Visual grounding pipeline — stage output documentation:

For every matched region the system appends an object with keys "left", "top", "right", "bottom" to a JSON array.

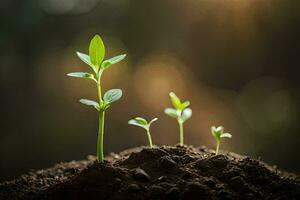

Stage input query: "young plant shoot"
[
  {"left": 67, "top": 34, "right": 126, "bottom": 162},
  {"left": 211, "top": 126, "right": 232, "bottom": 155},
  {"left": 128, "top": 117, "right": 157, "bottom": 148},
  {"left": 164, "top": 92, "right": 192, "bottom": 146}
]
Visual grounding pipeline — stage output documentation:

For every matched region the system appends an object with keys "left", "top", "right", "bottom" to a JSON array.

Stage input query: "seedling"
[
  {"left": 211, "top": 126, "right": 232, "bottom": 155},
  {"left": 128, "top": 117, "right": 157, "bottom": 148},
  {"left": 164, "top": 92, "right": 192, "bottom": 146},
  {"left": 67, "top": 34, "right": 126, "bottom": 162}
]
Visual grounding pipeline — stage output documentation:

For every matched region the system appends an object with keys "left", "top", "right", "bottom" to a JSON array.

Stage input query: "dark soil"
[{"left": 0, "top": 145, "right": 299, "bottom": 200}]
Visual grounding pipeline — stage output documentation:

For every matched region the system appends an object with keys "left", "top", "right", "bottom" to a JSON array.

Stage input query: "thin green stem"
[
  {"left": 146, "top": 129, "right": 153, "bottom": 148},
  {"left": 97, "top": 71, "right": 103, "bottom": 102},
  {"left": 97, "top": 70, "right": 105, "bottom": 162},
  {"left": 97, "top": 110, "right": 105, "bottom": 161},
  {"left": 178, "top": 121, "right": 184, "bottom": 146},
  {"left": 215, "top": 141, "right": 220, "bottom": 155}
]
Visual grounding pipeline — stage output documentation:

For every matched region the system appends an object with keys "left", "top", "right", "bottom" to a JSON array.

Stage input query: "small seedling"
[
  {"left": 164, "top": 92, "right": 192, "bottom": 146},
  {"left": 67, "top": 34, "right": 126, "bottom": 162},
  {"left": 211, "top": 126, "right": 232, "bottom": 155},
  {"left": 128, "top": 117, "right": 157, "bottom": 148}
]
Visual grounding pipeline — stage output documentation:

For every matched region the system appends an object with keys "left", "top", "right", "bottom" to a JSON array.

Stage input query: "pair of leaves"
[
  {"left": 79, "top": 89, "right": 122, "bottom": 111},
  {"left": 211, "top": 126, "right": 232, "bottom": 142},
  {"left": 128, "top": 117, "right": 158, "bottom": 131},
  {"left": 76, "top": 52, "right": 126, "bottom": 73},
  {"left": 76, "top": 34, "right": 105, "bottom": 73},
  {"left": 76, "top": 35, "right": 126, "bottom": 74},
  {"left": 164, "top": 108, "right": 192, "bottom": 123},
  {"left": 169, "top": 92, "right": 190, "bottom": 111},
  {"left": 69, "top": 35, "right": 126, "bottom": 83},
  {"left": 165, "top": 92, "right": 192, "bottom": 123}
]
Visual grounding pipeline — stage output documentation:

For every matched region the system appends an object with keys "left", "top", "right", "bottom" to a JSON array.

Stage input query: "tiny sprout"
[
  {"left": 67, "top": 34, "right": 126, "bottom": 162},
  {"left": 164, "top": 92, "right": 192, "bottom": 146},
  {"left": 128, "top": 117, "right": 157, "bottom": 148},
  {"left": 211, "top": 126, "right": 232, "bottom": 155}
]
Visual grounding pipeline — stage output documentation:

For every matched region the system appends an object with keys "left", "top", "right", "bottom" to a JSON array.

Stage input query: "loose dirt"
[{"left": 1, "top": 145, "right": 299, "bottom": 200}]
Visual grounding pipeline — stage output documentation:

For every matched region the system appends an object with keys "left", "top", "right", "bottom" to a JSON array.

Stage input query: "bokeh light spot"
[{"left": 133, "top": 54, "right": 186, "bottom": 111}]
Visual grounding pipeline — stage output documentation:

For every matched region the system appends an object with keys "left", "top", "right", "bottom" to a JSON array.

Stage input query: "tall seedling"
[{"left": 68, "top": 34, "right": 126, "bottom": 162}]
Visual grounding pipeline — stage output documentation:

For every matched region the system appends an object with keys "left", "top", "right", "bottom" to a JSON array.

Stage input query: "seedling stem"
[
  {"left": 215, "top": 141, "right": 220, "bottom": 155},
  {"left": 146, "top": 129, "right": 153, "bottom": 148},
  {"left": 179, "top": 120, "right": 184, "bottom": 146}
]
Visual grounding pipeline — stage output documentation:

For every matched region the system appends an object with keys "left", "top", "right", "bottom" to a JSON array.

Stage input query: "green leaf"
[
  {"left": 89, "top": 34, "right": 105, "bottom": 68},
  {"left": 164, "top": 108, "right": 179, "bottom": 118},
  {"left": 216, "top": 126, "right": 224, "bottom": 132},
  {"left": 76, "top": 52, "right": 95, "bottom": 69},
  {"left": 221, "top": 133, "right": 232, "bottom": 138},
  {"left": 79, "top": 99, "right": 99, "bottom": 110},
  {"left": 67, "top": 72, "right": 96, "bottom": 82},
  {"left": 211, "top": 126, "right": 218, "bottom": 138},
  {"left": 103, "top": 89, "right": 122, "bottom": 104},
  {"left": 101, "top": 54, "right": 126, "bottom": 69},
  {"left": 128, "top": 118, "right": 148, "bottom": 129},
  {"left": 182, "top": 101, "right": 190, "bottom": 109},
  {"left": 211, "top": 126, "right": 224, "bottom": 140},
  {"left": 169, "top": 92, "right": 182, "bottom": 110},
  {"left": 149, "top": 118, "right": 158, "bottom": 125},
  {"left": 182, "top": 108, "right": 192, "bottom": 122},
  {"left": 134, "top": 117, "right": 148, "bottom": 125},
  {"left": 128, "top": 117, "right": 158, "bottom": 130}
]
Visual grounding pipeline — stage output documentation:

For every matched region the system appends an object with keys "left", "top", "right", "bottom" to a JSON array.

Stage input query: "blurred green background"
[{"left": 1, "top": 0, "right": 299, "bottom": 181}]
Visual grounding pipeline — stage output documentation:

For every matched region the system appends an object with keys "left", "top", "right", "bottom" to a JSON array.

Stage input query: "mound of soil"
[{"left": 0, "top": 145, "right": 299, "bottom": 200}]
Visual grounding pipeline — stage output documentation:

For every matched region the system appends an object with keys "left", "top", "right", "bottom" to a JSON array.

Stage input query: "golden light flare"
[
  {"left": 133, "top": 54, "right": 187, "bottom": 111},
  {"left": 178, "top": 0, "right": 271, "bottom": 53}
]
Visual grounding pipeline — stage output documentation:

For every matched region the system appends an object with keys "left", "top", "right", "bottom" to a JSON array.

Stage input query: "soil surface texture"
[{"left": 0, "top": 145, "right": 299, "bottom": 200}]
